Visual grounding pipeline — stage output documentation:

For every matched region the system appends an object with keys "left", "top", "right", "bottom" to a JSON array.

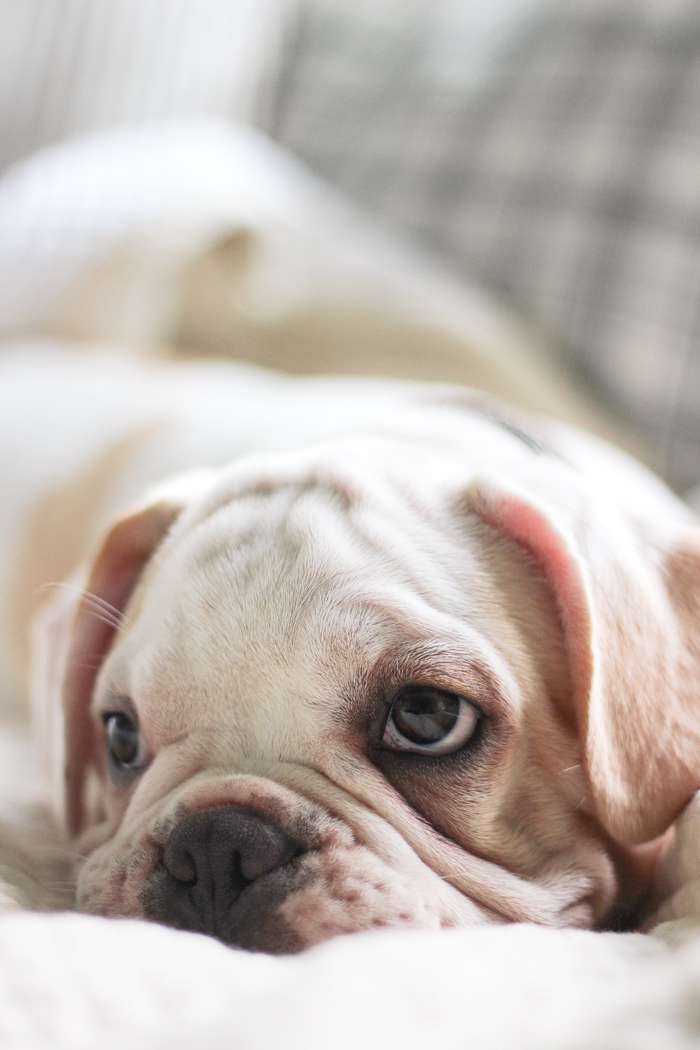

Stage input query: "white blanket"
[
  {"left": 0, "top": 117, "right": 623, "bottom": 445},
  {"left": 0, "top": 913, "right": 698, "bottom": 1050}
]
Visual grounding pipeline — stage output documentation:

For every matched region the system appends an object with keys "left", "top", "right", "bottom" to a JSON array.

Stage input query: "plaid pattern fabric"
[{"left": 268, "top": 0, "right": 700, "bottom": 491}]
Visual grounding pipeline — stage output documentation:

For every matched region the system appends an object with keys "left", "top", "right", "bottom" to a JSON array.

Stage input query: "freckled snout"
[{"left": 154, "top": 808, "right": 303, "bottom": 947}]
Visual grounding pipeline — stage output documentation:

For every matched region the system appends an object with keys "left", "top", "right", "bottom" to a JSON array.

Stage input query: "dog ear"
[
  {"left": 467, "top": 472, "right": 700, "bottom": 847},
  {"left": 30, "top": 470, "right": 215, "bottom": 837}
]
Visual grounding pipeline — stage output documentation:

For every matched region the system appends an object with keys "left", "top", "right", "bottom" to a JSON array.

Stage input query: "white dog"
[{"left": 2, "top": 342, "right": 699, "bottom": 951}]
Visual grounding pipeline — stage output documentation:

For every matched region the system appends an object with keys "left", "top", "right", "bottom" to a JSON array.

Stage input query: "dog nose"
[{"left": 160, "top": 807, "right": 301, "bottom": 937}]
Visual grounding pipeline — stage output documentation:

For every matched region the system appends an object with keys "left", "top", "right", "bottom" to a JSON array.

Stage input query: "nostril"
[
  {"left": 163, "top": 847, "right": 197, "bottom": 886},
  {"left": 236, "top": 820, "right": 300, "bottom": 881}
]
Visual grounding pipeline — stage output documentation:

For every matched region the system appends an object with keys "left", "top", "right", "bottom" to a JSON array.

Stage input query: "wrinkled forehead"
[{"left": 99, "top": 452, "right": 511, "bottom": 737}]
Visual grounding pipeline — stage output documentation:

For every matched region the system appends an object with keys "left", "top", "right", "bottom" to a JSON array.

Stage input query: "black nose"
[{"left": 159, "top": 807, "right": 301, "bottom": 938}]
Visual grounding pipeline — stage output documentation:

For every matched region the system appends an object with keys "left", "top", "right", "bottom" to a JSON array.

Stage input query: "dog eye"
[
  {"left": 382, "top": 685, "right": 480, "bottom": 756},
  {"left": 103, "top": 712, "right": 146, "bottom": 774}
]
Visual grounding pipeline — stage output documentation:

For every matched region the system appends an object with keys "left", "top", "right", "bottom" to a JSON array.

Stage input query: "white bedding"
[
  {"left": 2, "top": 909, "right": 700, "bottom": 1050},
  {"left": 0, "top": 117, "right": 622, "bottom": 444},
  {"left": 2, "top": 119, "right": 700, "bottom": 1049}
]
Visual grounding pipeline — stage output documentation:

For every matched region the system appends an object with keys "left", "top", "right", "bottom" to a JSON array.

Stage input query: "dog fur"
[{"left": 2, "top": 343, "right": 700, "bottom": 950}]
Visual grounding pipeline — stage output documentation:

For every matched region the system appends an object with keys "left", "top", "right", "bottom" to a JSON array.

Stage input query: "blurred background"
[{"left": 2, "top": 0, "right": 700, "bottom": 492}]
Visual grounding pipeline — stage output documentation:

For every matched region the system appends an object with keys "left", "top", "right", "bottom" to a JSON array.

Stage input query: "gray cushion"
[{"left": 269, "top": 0, "right": 700, "bottom": 490}]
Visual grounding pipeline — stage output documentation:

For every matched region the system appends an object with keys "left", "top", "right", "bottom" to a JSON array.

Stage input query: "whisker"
[
  {"left": 40, "top": 583, "right": 130, "bottom": 629},
  {"left": 81, "top": 596, "right": 122, "bottom": 623},
  {"left": 83, "top": 608, "right": 123, "bottom": 631}
]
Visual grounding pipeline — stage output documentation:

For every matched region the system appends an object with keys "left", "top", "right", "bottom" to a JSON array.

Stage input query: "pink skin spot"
[{"left": 280, "top": 844, "right": 440, "bottom": 947}]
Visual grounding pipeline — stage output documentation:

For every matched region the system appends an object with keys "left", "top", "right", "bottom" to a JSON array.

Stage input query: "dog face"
[{"left": 31, "top": 417, "right": 700, "bottom": 951}]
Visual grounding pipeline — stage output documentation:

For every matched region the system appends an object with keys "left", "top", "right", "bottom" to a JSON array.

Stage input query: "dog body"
[{"left": 3, "top": 343, "right": 700, "bottom": 950}]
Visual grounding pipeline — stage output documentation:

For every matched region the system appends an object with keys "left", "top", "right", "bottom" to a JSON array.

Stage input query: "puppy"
[{"left": 3, "top": 343, "right": 700, "bottom": 950}]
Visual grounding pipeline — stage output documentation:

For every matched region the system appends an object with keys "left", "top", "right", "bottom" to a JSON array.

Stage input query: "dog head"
[{"left": 31, "top": 412, "right": 700, "bottom": 951}]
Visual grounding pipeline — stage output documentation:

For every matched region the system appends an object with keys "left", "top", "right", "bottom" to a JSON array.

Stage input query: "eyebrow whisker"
[
  {"left": 83, "top": 608, "right": 124, "bottom": 631},
  {"left": 40, "top": 583, "right": 130, "bottom": 629}
]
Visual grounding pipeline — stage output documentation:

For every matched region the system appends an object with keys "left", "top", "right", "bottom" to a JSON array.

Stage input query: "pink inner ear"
[
  {"left": 468, "top": 479, "right": 597, "bottom": 797},
  {"left": 472, "top": 486, "right": 592, "bottom": 647},
  {"left": 63, "top": 511, "right": 170, "bottom": 836}
]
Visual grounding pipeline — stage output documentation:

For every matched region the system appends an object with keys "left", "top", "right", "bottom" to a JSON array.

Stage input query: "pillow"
[
  {"left": 270, "top": 0, "right": 700, "bottom": 491},
  {"left": 0, "top": 119, "right": 613, "bottom": 445}
]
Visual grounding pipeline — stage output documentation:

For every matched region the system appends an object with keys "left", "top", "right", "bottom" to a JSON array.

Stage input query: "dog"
[{"left": 2, "top": 341, "right": 700, "bottom": 951}]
